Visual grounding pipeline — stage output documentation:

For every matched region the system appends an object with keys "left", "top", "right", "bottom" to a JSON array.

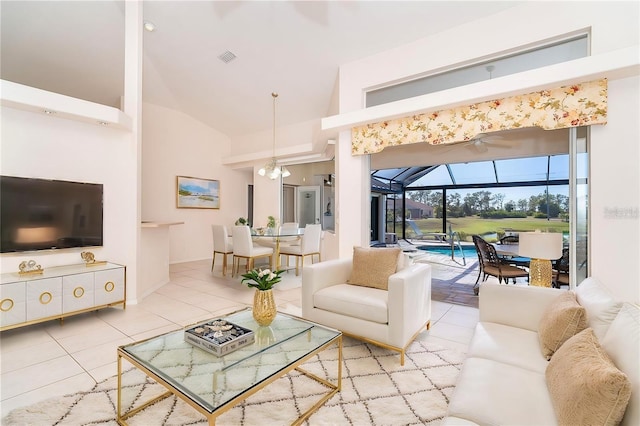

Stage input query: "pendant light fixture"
[{"left": 258, "top": 92, "right": 291, "bottom": 179}]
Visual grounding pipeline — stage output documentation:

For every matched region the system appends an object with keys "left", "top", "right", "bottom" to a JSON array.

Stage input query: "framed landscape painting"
[{"left": 176, "top": 176, "right": 220, "bottom": 209}]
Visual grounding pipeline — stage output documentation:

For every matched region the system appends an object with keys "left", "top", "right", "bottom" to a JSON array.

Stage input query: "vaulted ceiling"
[{"left": 1, "top": 1, "right": 521, "bottom": 138}]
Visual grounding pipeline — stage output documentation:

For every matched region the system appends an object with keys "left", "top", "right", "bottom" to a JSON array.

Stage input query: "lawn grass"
[{"left": 406, "top": 216, "right": 569, "bottom": 242}]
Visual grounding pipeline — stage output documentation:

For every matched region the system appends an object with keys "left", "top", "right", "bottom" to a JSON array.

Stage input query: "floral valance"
[{"left": 351, "top": 79, "right": 607, "bottom": 155}]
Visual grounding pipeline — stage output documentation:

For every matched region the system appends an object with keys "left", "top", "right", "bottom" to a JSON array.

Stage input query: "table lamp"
[{"left": 518, "top": 231, "right": 563, "bottom": 287}]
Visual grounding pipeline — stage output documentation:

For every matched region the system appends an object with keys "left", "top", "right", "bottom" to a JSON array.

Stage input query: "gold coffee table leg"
[
  {"left": 116, "top": 351, "right": 175, "bottom": 425},
  {"left": 291, "top": 335, "right": 342, "bottom": 425}
]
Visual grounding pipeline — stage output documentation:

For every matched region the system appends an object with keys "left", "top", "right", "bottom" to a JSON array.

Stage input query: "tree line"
[{"left": 404, "top": 189, "right": 569, "bottom": 219}]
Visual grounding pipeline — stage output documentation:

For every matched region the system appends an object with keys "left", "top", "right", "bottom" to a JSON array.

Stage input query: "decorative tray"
[{"left": 184, "top": 319, "right": 255, "bottom": 356}]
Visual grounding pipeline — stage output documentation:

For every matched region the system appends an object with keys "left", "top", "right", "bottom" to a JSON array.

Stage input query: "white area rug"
[{"left": 2, "top": 337, "right": 464, "bottom": 425}]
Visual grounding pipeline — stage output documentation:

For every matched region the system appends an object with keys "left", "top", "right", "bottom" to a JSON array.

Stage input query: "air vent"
[{"left": 218, "top": 50, "right": 237, "bottom": 64}]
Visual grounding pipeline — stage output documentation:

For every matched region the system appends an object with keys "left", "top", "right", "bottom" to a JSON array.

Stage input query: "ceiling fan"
[{"left": 448, "top": 133, "right": 512, "bottom": 153}]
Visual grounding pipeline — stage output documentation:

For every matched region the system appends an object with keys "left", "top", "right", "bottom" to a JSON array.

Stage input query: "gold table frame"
[{"left": 116, "top": 314, "right": 342, "bottom": 425}]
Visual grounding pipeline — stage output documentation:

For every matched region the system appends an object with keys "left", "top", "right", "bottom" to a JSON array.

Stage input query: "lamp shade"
[{"left": 518, "top": 231, "right": 563, "bottom": 260}]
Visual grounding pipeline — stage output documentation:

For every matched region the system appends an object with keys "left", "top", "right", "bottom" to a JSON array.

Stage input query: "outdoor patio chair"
[
  {"left": 406, "top": 220, "right": 448, "bottom": 242},
  {"left": 552, "top": 247, "right": 570, "bottom": 288},
  {"left": 472, "top": 235, "right": 529, "bottom": 295},
  {"left": 498, "top": 235, "right": 519, "bottom": 244}
]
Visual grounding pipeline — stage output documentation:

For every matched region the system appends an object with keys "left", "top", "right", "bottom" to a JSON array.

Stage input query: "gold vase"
[
  {"left": 256, "top": 326, "right": 276, "bottom": 347},
  {"left": 253, "top": 289, "right": 277, "bottom": 326}
]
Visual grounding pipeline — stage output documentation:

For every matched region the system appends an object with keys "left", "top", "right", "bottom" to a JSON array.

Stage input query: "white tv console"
[{"left": 0, "top": 262, "right": 125, "bottom": 331}]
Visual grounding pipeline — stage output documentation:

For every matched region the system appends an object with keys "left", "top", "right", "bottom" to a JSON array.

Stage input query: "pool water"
[{"left": 417, "top": 245, "right": 478, "bottom": 257}]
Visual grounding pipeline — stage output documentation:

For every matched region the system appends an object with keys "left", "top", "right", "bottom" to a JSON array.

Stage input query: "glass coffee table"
[{"left": 117, "top": 309, "right": 342, "bottom": 425}]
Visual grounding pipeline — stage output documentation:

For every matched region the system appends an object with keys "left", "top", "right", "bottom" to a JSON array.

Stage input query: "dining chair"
[
  {"left": 254, "top": 222, "right": 301, "bottom": 250},
  {"left": 279, "top": 223, "right": 322, "bottom": 275},
  {"left": 552, "top": 247, "right": 570, "bottom": 288},
  {"left": 472, "top": 235, "right": 529, "bottom": 295},
  {"left": 498, "top": 234, "right": 519, "bottom": 245},
  {"left": 231, "top": 226, "right": 274, "bottom": 276},
  {"left": 211, "top": 225, "right": 233, "bottom": 276},
  {"left": 278, "top": 222, "right": 301, "bottom": 245},
  {"left": 280, "top": 222, "right": 299, "bottom": 231}
]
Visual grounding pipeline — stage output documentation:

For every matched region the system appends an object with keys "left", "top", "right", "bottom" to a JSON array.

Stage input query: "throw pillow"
[
  {"left": 600, "top": 303, "right": 640, "bottom": 426},
  {"left": 546, "top": 328, "right": 632, "bottom": 426},
  {"left": 538, "top": 291, "right": 588, "bottom": 360},
  {"left": 347, "top": 246, "right": 402, "bottom": 290},
  {"left": 575, "top": 277, "right": 623, "bottom": 341}
]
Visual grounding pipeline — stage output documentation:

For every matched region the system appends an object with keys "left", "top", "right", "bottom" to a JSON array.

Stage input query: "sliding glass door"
[{"left": 571, "top": 127, "right": 589, "bottom": 287}]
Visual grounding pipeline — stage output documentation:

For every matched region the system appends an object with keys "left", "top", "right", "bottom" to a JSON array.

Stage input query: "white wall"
[
  {"left": 590, "top": 76, "right": 640, "bottom": 302},
  {"left": 284, "top": 160, "right": 334, "bottom": 187},
  {"left": 339, "top": 2, "right": 639, "bottom": 106},
  {"left": 334, "top": 1, "right": 639, "bottom": 301},
  {"left": 141, "top": 102, "right": 252, "bottom": 263},
  {"left": 0, "top": 107, "right": 137, "bottom": 279}
]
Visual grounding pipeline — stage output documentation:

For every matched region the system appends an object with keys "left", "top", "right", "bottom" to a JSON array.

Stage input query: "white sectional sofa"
[{"left": 445, "top": 278, "right": 639, "bottom": 426}]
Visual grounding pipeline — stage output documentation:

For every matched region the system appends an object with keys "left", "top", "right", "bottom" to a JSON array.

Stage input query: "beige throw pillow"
[
  {"left": 546, "top": 328, "right": 632, "bottom": 426},
  {"left": 538, "top": 291, "right": 588, "bottom": 360},
  {"left": 347, "top": 247, "right": 402, "bottom": 290}
]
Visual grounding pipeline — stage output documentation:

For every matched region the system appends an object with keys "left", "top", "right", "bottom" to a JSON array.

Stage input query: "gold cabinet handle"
[
  {"left": 73, "top": 287, "right": 85, "bottom": 298},
  {"left": 104, "top": 281, "right": 115, "bottom": 292},
  {"left": 0, "top": 298, "right": 14, "bottom": 312},
  {"left": 39, "top": 292, "right": 53, "bottom": 305}
]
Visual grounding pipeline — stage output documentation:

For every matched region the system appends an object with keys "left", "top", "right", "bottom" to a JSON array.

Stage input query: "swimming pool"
[{"left": 417, "top": 245, "right": 478, "bottom": 257}]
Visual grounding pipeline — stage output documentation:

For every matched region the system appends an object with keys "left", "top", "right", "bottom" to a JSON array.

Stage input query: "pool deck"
[
  {"left": 395, "top": 239, "right": 527, "bottom": 309},
  {"left": 406, "top": 246, "right": 480, "bottom": 308}
]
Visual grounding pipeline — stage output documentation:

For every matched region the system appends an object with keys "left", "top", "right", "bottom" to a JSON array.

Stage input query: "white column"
[
  {"left": 123, "top": 1, "right": 143, "bottom": 303},
  {"left": 335, "top": 130, "right": 370, "bottom": 257}
]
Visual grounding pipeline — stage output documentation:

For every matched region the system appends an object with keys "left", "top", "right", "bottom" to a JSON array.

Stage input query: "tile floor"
[{"left": 0, "top": 258, "right": 479, "bottom": 418}]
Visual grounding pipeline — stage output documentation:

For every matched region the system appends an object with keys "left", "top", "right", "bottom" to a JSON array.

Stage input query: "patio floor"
[
  {"left": 416, "top": 250, "right": 535, "bottom": 310},
  {"left": 413, "top": 250, "right": 481, "bottom": 309}
]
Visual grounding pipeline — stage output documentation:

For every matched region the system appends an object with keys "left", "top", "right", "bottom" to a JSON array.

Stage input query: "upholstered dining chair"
[
  {"left": 277, "top": 222, "right": 301, "bottom": 245},
  {"left": 472, "top": 235, "right": 529, "bottom": 295},
  {"left": 211, "top": 225, "right": 233, "bottom": 276},
  {"left": 280, "top": 222, "right": 299, "bottom": 232},
  {"left": 279, "top": 223, "right": 322, "bottom": 275},
  {"left": 257, "top": 222, "right": 300, "bottom": 249},
  {"left": 231, "top": 226, "right": 274, "bottom": 276}
]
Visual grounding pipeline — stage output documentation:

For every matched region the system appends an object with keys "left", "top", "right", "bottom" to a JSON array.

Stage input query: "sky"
[
  {"left": 401, "top": 153, "right": 585, "bottom": 203},
  {"left": 452, "top": 185, "right": 569, "bottom": 205}
]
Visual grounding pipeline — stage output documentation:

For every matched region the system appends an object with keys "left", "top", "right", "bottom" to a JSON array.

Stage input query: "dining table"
[
  {"left": 492, "top": 243, "right": 520, "bottom": 257},
  {"left": 491, "top": 243, "right": 530, "bottom": 268},
  {"left": 252, "top": 228, "right": 305, "bottom": 270}
]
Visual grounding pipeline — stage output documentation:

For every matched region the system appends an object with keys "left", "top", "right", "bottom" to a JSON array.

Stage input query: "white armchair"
[{"left": 302, "top": 257, "right": 432, "bottom": 365}]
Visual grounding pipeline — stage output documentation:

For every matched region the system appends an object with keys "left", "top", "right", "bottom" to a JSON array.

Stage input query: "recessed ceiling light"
[
  {"left": 43, "top": 109, "right": 56, "bottom": 115},
  {"left": 143, "top": 20, "right": 156, "bottom": 32},
  {"left": 98, "top": 121, "right": 109, "bottom": 126}
]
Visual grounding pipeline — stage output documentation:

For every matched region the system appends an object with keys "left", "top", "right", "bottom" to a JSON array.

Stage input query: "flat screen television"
[{"left": 0, "top": 175, "right": 103, "bottom": 253}]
